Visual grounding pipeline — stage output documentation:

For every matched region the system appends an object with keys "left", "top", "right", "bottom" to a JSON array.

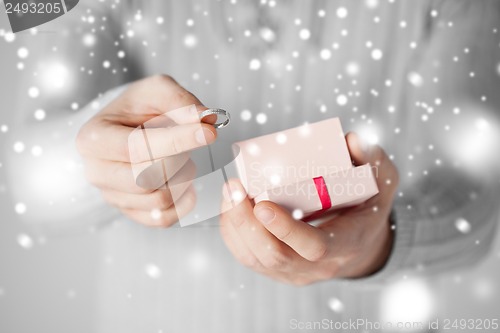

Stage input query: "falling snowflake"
[
  {"left": 4, "top": 32, "right": 15, "bottom": 42},
  {"left": 275, "top": 133, "right": 287, "bottom": 144},
  {"left": 371, "top": 49, "right": 383, "bottom": 60},
  {"left": 188, "top": 251, "right": 209, "bottom": 272},
  {"left": 249, "top": 59, "right": 261, "bottom": 71},
  {"left": 17, "top": 233, "right": 33, "bottom": 249},
  {"left": 336, "top": 94, "right": 348, "bottom": 106},
  {"left": 31, "top": 146, "right": 43, "bottom": 157},
  {"left": 240, "top": 109, "right": 252, "bottom": 121},
  {"left": 328, "top": 297, "right": 345, "bottom": 313},
  {"left": 39, "top": 61, "right": 70, "bottom": 91},
  {"left": 230, "top": 189, "right": 244, "bottom": 202},
  {"left": 28, "top": 87, "right": 40, "bottom": 98},
  {"left": 336, "top": 7, "right": 348, "bottom": 19},
  {"left": 184, "top": 34, "right": 198, "bottom": 48},
  {"left": 145, "top": 263, "right": 162, "bottom": 279},
  {"left": 455, "top": 218, "right": 471, "bottom": 234},
  {"left": 292, "top": 209, "right": 304, "bottom": 220},
  {"left": 259, "top": 27, "right": 276, "bottom": 43},
  {"left": 151, "top": 209, "right": 162, "bottom": 220},
  {"left": 345, "top": 62, "right": 360, "bottom": 76},
  {"left": 15, "top": 202, "right": 27, "bottom": 214},
  {"left": 320, "top": 49, "right": 332, "bottom": 60},
  {"left": 82, "top": 33, "right": 96, "bottom": 47},
  {"left": 408, "top": 72, "right": 424, "bottom": 87},
  {"left": 17, "top": 48, "right": 29, "bottom": 59},
  {"left": 246, "top": 143, "right": 260, "bottom": 156},
  {"left": 299, "top": 29, "right": 311, "bottom": 40},
  {"left": 34, "top": 109, "right": 46, "bottom": 121},
  {"left": 365, "top": 0, "right": 379, "bottom": 8},
  {"left": 472, "top": 279, "right": 494, "bottom": 300},
  {"left": 269, "top": 174, "right": 282, "bottom": 185},
  {"left": 13, "top": 141, "right": 25, "bottom": 153},
  {"left": 256, "top": 112, "right": 267, "bottom": 124}
]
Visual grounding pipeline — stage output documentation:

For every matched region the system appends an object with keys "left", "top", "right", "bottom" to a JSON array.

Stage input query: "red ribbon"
[{"left": 313, "top": 176, "right": 332, "bottom": 210}]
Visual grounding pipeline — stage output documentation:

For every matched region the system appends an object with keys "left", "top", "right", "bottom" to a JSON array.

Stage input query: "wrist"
[
  {"left": 369, "top": 217, "right": 395, "bottom": 275},
  {"left": 347, "top": 211, "right": 395, "bottom": 278}
]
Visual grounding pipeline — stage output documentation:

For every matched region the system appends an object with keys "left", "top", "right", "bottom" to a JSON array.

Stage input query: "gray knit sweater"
[{"left": 7, "top": 0, "right": 500, "bottom": 332}]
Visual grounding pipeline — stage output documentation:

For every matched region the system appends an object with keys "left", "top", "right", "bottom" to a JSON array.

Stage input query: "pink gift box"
[{"left": 232, "top": 118, "right": 379, "bottom": 218}]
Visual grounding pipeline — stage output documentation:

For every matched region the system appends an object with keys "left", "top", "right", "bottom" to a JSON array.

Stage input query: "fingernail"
[
  {"left": 255, "top": 207, "right": 275, "bottom": 225},
  {"left": 195, "top": 127, "right": 214, "bottom": 145},
  {"left": 223, "top": 181, "right": 245, "bottom": 204}
]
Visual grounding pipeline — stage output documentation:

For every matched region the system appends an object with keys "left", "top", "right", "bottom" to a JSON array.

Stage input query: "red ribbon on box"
[{"left": 313, "top": 176, "right": 332, "bottom": 211}]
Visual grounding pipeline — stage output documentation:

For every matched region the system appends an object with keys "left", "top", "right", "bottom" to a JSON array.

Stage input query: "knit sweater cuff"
[{"left": 355, "top": 202, "right": 417, "bottom": 284}]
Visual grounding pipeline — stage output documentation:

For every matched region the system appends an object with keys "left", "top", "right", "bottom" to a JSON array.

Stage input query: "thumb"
[
  {"left": 346, "top": 131, "right": 400, "bottom": 203},
  {"left": 345, "top": 131, "right": 371, "bottom": 166}
]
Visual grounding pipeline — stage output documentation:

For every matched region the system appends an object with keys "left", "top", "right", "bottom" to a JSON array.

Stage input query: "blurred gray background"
[{"left": 0, "top": 17, "right": 99, "bottom": 330}]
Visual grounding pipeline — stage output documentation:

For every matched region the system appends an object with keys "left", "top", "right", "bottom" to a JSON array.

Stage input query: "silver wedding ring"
[{"left": 199, "top": 108, "right": 231, "bottom": 129}]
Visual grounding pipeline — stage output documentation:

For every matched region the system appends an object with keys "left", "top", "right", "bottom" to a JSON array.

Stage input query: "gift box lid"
[{"left": 233, "top": 118, "right": 352, "bottom": 199}]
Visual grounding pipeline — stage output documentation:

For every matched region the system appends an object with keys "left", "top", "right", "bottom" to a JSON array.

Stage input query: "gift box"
[{"left": 232, "top": 118, "right": 379, "bottom": 218}]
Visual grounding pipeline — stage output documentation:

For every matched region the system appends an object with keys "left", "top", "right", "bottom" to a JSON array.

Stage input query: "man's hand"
[
  {"left": 219, "top": 132, "right": 399, "bottom": 284},
  {"left": 76, "top": 75, "right": 216, "bottom": 227}
]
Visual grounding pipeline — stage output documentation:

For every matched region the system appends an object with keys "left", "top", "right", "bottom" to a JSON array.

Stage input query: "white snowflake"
[
  {"left": 292, "top": 209, "right": 304, "bottom": 220},
  {"left": 28, "top": 87, "right": 40, "bottom": 98},
  {"left": 31, "top": 146, "right": 43, "bottom": 157},
  {"left": 4, "top": 32, "right": 15, "bottom": 42},
  {"left": 34, "top": 109, "right": 46, "bottom": 121},
  {"left": 249, "top": 59, "right": 261, "bottom": 71},
  {"left": 408, "top": 72, "right": 424, "bottom": 87},
  {"left": 320, "top": 49, "right": 332, "bottom": 60},
  {"left": 336, "top": 94, "right": 348, "bottom": 106},
  {"left": 17, "top": 48, "right": 29, "bottom": 59},
  {"left": 336, "top": 7, "right": 348, "bottom": 19},
  {"left": 371, "top": 49, "right": 383, "bottom": 60},
  {"left": 328, "top": 297, "right": 345, "bottom": 313},
  {"left": 256, "top": 113, "right": 267, "bottom": 124},
  {"left": 17, "top": 233, "right": 33, "bottom": 249},
  {"left": 275, "top": 133, "right": 287, "bottom": 144},
  {"left": 455, "top": 218, "right": 471, "bottom": 234},
  {"left": 82, "top": 33, "right": 96, "bottom": 47},
  {"left": 145, "top": 263, "right": 162, "bottom": 279},
  {"left": 345, "top": 62, "right": 360, "bottom": 76},
  {"left": 240, "top": 109, "right": 252, "bottom": 121},
  {"left": 13, "top": 141, "right": 25, "bottom": 153},
  {"left": 299, "top": 29, "right": 311, "bottom": 40}
]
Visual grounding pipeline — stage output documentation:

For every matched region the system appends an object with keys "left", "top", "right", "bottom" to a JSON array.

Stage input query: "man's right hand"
[{"left": 76, "top": 75, "right": 217, "bottom": 227}]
